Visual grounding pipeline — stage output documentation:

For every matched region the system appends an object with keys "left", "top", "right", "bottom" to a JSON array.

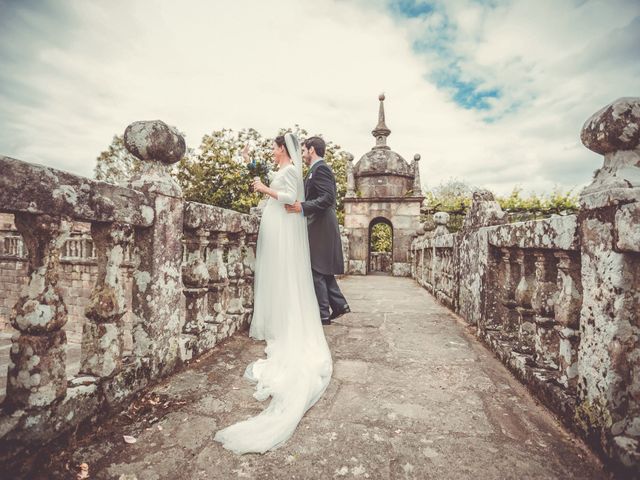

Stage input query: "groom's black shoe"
[
  {"left": 321, "top": 317, "right": 332, "bottom": 325},
  {"left": 329, "top": 305, "right": 350, "bottom": 321}
]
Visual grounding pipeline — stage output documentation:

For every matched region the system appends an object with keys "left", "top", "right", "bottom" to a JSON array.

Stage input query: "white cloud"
[{"left": 0, "top": 0, "right": 638, "bottom": 196}]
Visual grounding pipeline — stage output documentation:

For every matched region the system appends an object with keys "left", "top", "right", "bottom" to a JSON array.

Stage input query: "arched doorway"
[{"left": 368, "top": 217, "right": 393, "bottom": 275}]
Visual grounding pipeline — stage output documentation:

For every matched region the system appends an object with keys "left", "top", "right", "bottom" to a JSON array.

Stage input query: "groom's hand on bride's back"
[{"left": 285, "top": 202, "right": 302, "bottom": 214}]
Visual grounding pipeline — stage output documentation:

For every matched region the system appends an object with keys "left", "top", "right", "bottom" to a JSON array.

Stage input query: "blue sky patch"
[{"left": 390, "top": 0, "right": 435, "bottom": 18}]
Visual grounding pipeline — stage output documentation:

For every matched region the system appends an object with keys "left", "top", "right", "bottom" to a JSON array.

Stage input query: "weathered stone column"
[
  {"left": 531, "top": 252, "right": 559, "bottom": 370},
  {"left": 513, "top": 250, "right": 535, "bottom": 355},
  {"left": 182, "top": 228, "right": 210, "bottom": 335},
  {"left": 345, "top": 153, "right": 356, "bottom": 198},
  {"left": 498, "top": 248, "right": 519, "bottom": 333},
  {"left": 242, "top": 232, "right": 257, "bottom": 311},
  {"left": 226, "top": 233, "right": 245, "bottom": 316},
  {"left": 412, "top": 154, "right": 423, "bottom": 196},
  {"left": 554, "top": 251, "right": 581, "bottom": 391},
  {"left": 80, "top": 222, "right": 133, "bottom": 377},
  {"left": 125, "top": 120, "right": 186, "bottom": 377},
  {"left": 456, "top": 190, "right": 507, "bottom": 323},
  {"left": 576, "top": 98, "right": 640, "bottom": 470},
  {"left": 7, "top": 213, "right": 70, "bottom": 409}
]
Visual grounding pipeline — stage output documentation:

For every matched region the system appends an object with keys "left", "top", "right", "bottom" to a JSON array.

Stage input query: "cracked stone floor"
[{"left": 31, "top": 276, "right": 606, "bottom": 479}]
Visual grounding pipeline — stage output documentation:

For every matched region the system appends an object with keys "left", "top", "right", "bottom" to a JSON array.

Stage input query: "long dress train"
[{"left": 214, "top": 163, "right": 333, "bottom": 454}]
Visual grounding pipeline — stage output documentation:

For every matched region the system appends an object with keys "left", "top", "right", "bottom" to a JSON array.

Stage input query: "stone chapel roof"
[{"left": 353, "top": 94, "right": 413, "bottom": 178}]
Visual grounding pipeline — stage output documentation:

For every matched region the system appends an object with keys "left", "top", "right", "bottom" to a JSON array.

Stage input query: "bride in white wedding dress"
[{"left": 214, "top": 133, "right": 333, "bottom": 454}]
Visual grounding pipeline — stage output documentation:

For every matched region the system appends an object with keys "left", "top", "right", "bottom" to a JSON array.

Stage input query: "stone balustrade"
[
  {"left": 369, "top": 251, "right": 392, "bottom": 273},
  {"left": 410, "top": 97, "right": 640, "bottom": 473},
  {"left": 0, "top": 120, "right": 258, "bottom": 468}
]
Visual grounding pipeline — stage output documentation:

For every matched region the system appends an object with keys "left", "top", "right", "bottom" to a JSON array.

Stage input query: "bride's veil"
[{"left": 284, "top": 133, "right": 305, "bottom": 202}]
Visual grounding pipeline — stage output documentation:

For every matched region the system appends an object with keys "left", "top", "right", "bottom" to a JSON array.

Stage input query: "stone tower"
[{"left": 343, "top": 94, "right": 424, "bottom": 276}]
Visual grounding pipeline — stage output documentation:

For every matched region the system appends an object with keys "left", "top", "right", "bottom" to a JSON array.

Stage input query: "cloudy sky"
[{"left": 0, "top": 0, "right": 638, "bottom": 195}]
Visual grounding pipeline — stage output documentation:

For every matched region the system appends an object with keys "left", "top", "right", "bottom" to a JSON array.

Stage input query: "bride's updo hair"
[{"left": 274, "top": 135, "right": 291, "bottom": 158}]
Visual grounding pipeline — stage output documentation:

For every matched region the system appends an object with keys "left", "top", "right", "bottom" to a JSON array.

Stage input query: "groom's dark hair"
[{"left": 304, "top": 136, "right": 326, "bottom": 157}]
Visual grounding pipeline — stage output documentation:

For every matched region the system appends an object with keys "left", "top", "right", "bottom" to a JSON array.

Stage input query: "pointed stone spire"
[{"left": 372, "top": 93, "right": 391, "bottom": 150}]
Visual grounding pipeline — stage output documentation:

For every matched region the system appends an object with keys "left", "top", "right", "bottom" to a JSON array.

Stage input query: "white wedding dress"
[{"left": 214, "top": 135, "right": 333, "bottom": 454}]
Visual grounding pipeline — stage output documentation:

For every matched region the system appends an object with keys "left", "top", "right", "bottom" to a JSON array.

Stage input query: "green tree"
[
  {"left": 370, "top": 223, "right": 392, "bottom": 252},
  {"left": 94, "top": 135, "right": 141, "bottom": 184},
  {"left": 175, "top": 128, "right": 273, "bottom": 213}
]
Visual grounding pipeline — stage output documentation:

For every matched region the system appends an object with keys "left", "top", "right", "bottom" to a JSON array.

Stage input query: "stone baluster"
[
  {"left": 6, "top": 213, "right": 70, "bottom": 409},
  {"left": 242, "top": 233, "right": 257, "bottom": 309},
  {"left": 417, "top": 244, "right": 424, "bottom": 286},
  {"left": 498, "top": 248, "right": 519, "bottom": 334},
  {"left": 182, "top": 228, "right": 211, "bottom": 335},
  {"left": 207, "top": 232, "right": 229, "bottom": 332},
  {"left": 181, "top": 227, "right": 212, "bottom": 359},
  {"left": 531, "top": 252, "right": 559, "bottom": 370},
  {"left": 513, "top": 250, "right": 536, "bottom": 355},
  {"left": 125, "top": 120, "right": 185, "bottom": 376},
  {"left": 554, "top": 251, "right": 582, "bottom": 391},
  {"left": 576, "top": 97, "right": 640, "bottom": 468},
  {"left": 226, "top": 233, "right": 245, "bottom": 319},
  {"left": 80, "top": 222, "right": 132, "bottom": 377},
  {"left": 345, "top": 153, "right": 356, "bottom": 198}
]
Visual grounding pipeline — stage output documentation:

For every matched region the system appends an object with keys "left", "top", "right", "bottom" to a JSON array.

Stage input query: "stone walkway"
[{"left": 43, "top": 276, "right": 605, "bottom": 479}]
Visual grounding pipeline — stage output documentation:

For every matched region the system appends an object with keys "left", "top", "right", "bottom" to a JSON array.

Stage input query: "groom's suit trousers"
[{"left": 312, "top": 269, "right": 348, "bottom": 320}]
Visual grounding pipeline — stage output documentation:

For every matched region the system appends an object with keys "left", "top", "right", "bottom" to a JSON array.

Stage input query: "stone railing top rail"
[
  {"left": 0, "top": 155, "right": 154, "bottom": 227},
  {"left": 486, "top": 214, "right": 579, "bottom": 251},
  {"left": 184, "top": 201, "right": 259, "bottom": 234}
]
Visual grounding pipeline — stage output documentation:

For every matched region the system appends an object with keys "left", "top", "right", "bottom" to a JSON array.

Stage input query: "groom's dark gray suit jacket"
[{"left": 302, "top": 159, "right": 344, "bottom": 276}]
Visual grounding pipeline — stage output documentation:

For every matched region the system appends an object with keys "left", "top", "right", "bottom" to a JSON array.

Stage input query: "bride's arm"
[{"left": 253, "top": 168, "right": 297, "bottom": 204}]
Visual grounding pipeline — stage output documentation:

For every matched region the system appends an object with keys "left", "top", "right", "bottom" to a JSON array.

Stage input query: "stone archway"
[{"left": 368, "top": 217, "right": 393, "bottom": 275}]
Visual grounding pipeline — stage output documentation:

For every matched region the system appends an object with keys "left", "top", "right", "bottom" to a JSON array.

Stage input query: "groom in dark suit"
[{"left": 285, "top": 136, "right": 350, "bottom": 325}]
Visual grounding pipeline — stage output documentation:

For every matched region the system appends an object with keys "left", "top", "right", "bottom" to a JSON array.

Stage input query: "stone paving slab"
[{"left": 35, "top": 276, "right": 605, "bottom": 479}]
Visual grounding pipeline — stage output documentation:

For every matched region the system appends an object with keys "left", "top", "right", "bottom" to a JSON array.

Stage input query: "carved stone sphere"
[
  {"left": 124, "top": 120, "right": 186, "bottom": 165},
  {"left": 433, "top": 211, "right": 450, "bottom": 225},
  {"left": 581, "top": 97, "right": 640, "bottom": 154}
]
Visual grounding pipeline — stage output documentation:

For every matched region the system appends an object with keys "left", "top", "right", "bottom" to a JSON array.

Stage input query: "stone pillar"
[
  {"left": 182, "top": 228, "right": 210, "bottom": 335},
  {"left": 242, "top": 233, "right": 257, "bottom": 311},
  {"left": 576, "top": 97, "right": 640, "bottom": 469},
  {"left": 125, "top": 120, "right": 186, "bottom": 377},
  {"left": 207, "top": 232, "right": 230, "bottom": 335},
  {"left": 554, "top": 251, "right": 582, "bottom": 391},
  {"left": 412, "top": 154, "right": 423, "bottom": 196},
  {"left": 7, "top": 213, "right": 70, "bottom": 409},
  {"left": 457, "top": 190, "right": 507, "bottom": 323},
  {"left": 345, "top": 153, "right": 356, "bottom": 198},
  {"left": 339, "top": 225, "right": 350, "bottom": 274},
  {"left": 498, "top": 248, "right": 519, "bottom": 333},
  {"left": 513, "top": 250, "right": 535, "bottom": 355},
  {"left": 226, "top": 233, "right": 245, "bottom": 317},
  {"left": 531, "top": 252, "right": 559, "bottom": 370},
  {"left": 81, "top": 222, "right": 133, "bottom": 377}
]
